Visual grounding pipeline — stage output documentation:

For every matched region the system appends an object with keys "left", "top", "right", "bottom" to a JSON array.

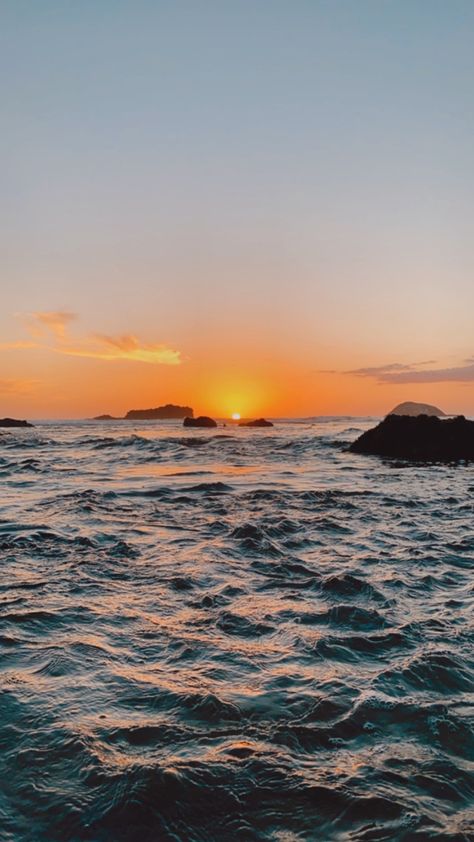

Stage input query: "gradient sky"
[{"left": 2, "top": 1, "right": 474, "bottom": 418}]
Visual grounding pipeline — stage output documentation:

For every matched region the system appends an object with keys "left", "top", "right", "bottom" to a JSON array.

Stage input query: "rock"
[
  {"left": 238, "top": 418, "right": 274, "bottom": 427},
  {"left": 183, "top": 416, "right": 217, "bottom": 428},
  {"left": 350, "top": 414, "right": 474, "bottom": 461},
  {"left": 0, "top": 417, "right": 33, "bottom": 428},
  {"left": 93, "top": 414, "right": 120, "bottom": 420},
  {"left": 125, "top": 404, "right": 193, "bottom": 420},
  {"left": 387, "top": 401, "right": 446, "bottom": 417}
]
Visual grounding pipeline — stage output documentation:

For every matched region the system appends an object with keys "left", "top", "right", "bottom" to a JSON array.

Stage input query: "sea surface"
[{"left": 1, "top": 418, "right": 473, "bottom": 842}]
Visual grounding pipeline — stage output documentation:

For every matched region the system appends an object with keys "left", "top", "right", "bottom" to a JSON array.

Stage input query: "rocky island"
[
  {"left": 125, "top": 404, "right": 193, "bottom": 420},
  {"left": 350, "top": 414, "right": 474, "bottom": 462},
  {"left": 387, "top": 401, "right": 446, "bottom": 417},
  {"left": 239, "top": 418, "right": 274, "bottom": 427},
  {"left": 93, "top": 405, "right": 194, "bottom": 421},
  {"left": 0, "top": 417, "right": 33, "bottom": 428},
  {"left": 183, "top": 416, "right": 217, "bottom": 428}
]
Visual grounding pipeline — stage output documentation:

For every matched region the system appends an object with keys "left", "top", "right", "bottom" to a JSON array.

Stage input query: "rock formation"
[
  {"left": 239, "top": 418, "right": 274, "bottom": 427},
  {"left": 183, "top": 416, "right": 217, "bottom": 428},
  {"left": 350, "top": 414, "right": 474, "bottom": 461},
  {"left": 0, "top": 418, "right": 33, "bottom": 428},
  {"left": 125, "top": 405, "right": 193, "bottom": 420},
  {"left": 93, "top": 414, "right": 120, "bottom": 421},
  {"left": 387, "top": 401, "right": 446, "bottom": 418}
]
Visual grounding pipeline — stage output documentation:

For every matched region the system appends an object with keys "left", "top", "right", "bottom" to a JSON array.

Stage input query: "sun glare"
[{"left": 231, "top": 412, "right": 241, "bottom": 420}]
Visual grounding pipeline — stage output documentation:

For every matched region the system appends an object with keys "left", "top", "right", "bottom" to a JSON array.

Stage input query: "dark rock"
[
  {"left": 350, "top": 414, "right": 474, "bottom": 462},
  {"left": 387, "top": 401, "right": 446, "bottom": 418},
  {"left": 125, "top": 404, "right": 193, "bottom": 420},
  {"left": 183, "top": 416, "right": 217, "bottom": 428},
  {"left": 0, "top": 417, "right": 33, "bottom": 428},
  {"left": 93, "top": 414, "right": 120, "bottom": 421},
  {"left": 239, "top": 418, "right": 274, "bottom": 427}
]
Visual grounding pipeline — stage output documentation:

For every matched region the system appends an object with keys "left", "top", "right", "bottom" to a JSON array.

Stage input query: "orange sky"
[{"left": 1, "top": 311, "right": 473, "bottom": 419}]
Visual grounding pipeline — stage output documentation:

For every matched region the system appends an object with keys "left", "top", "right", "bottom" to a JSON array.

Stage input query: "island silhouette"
[
  {"left": 183, "top": 415, "right": 217, "bottom": 428},
  {"left": 90, "top": 405, "right": 275, "bottom": 428},
  {"left": 0, "top": 417, "right": 33, "bottom": 428},
  {"left": 239, "top": 418, "right": 274, "bottom": 427},
  {"left": 387, "top": 401, "right": 446, "bottom": 417},
  {"left": 93, "top": 404, "right": 193, "bottom": 421}
]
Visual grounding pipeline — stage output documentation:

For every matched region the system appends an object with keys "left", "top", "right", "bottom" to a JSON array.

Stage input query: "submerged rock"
[
  {"left": 0, "top": 417, "right": 33, "bottom": 428},
  {"left": 183, "top": 416, "right": 217, "bottom": 428},
  {"left": 239, "top": 418, "right": 274, "bottom": 427},
  {"left": 387, "top": 401, "right": 446, "bottom": 417},
  {"left": 350, "top": 414, "right": 474, "bottom": 461}
]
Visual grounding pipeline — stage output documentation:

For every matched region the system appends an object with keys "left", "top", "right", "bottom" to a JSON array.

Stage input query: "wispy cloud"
[
  {"left": 4, "top": 312, "right": 182, "bottom": 366},
  {"left": 347, "top": 360, "right": 474, "bottom": 384},
  {"left": 62, "top": 334, "right": 181, "bottom": 365},
  {"left": 348, "top": 362, "right": 415, "bottom": 377},
  {"left": 0, "top": 378, "right": 40, "bottom": 395},
  {"left": 27, "top": 311, "right": 77, "bottom": 339},
  {"left": 0, "top": 341, "right": 39, "bottom": 351}
]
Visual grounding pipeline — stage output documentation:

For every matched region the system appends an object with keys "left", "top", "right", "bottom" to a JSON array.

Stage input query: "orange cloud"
[
  {"left": 61, "top": 334, "right": 181, "bottom": 365},
  {"left": 4, "top": 313, "right": 181, "bottom": 367},
  {"left": 0, "top": 341, "right": 39, "bottom": 351},
  {"left": 27, "top": 311, "right": 77, "bottom": 339}
]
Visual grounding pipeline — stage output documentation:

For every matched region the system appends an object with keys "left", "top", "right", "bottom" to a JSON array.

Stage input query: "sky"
[{"left": 1, "top": 0, "right": 474, "bottom": 418}]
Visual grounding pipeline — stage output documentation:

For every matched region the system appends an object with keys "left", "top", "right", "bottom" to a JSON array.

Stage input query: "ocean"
[{"left": 1, "top": 418, "right": 473, "bottom": 841}]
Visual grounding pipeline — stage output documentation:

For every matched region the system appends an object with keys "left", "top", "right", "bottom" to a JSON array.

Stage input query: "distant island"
[
  {"left": 0, "top": 417, "right": 33, "bottom": 428},
  {"left": 126, "top": 404, "right": 193, "bottom": 420},
  {"left": 183, "top": 415, "right": 217, "bottom": 428},
  {"left": 387, "top": 401, "right": 446, "bottom": 417},
  {"left": 93, "top": 404, "right": 193, "bottom": 421},
  {"left": 239, "top": 418, "right": 274, "bottom": 427}
]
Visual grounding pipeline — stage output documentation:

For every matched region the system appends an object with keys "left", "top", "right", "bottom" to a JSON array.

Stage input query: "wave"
[{"left": 1, "top": 417, "right": 473, "bottom": 841}]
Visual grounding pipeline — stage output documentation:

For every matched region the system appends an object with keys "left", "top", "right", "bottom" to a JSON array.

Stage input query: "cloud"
[
  {"left": 4, "top": 312, "right": 182, "bottom": 367},
  {"left": 317, "top": 360, "right": 438, "bottom": 377},
  {"left": 0, "top": 378, "right": 39, "bottom": 395},
  {"left": 349, "top": 362, "right": 415, "bottom": 377},
  {"left": 27, "top": 311, "right": 77, "bottom": 339},
  {"left": 0, "top": 341, "right": 40, "bottom": 351},
  {"left": 62, "top": 334, "right": 181, "bottom": 365},
  {"left": 347, "top": 360, "right": 474, "bottom": 384}
]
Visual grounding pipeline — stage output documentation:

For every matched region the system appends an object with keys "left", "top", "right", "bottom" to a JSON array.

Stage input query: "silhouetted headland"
[
  {"left": 126, "top": 404, "right": 193, "bottom": 420},
  {"left": 92, "top": 404, "right": 193, "bottom": 421},
  {"left": 239, "top": 418, "right": 274, "bottom": 427},
  {"left": 388, "top": 401, "right": 446, "bottom": 417},
  {"left": 183, "top": 415, "right": 217, "bottom": 428},
  {"left": 0, "top": 417, "right": 33, "bottom": 428},
  {"left": 350, "top": 414, "right": 474, "bottom": 461}
]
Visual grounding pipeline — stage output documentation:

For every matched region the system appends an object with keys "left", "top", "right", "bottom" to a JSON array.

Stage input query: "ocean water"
[{"left": 0, "top": 418, "right": 473, "bottom": 842}]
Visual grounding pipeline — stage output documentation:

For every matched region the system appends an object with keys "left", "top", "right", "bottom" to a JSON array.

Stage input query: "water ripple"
[{"left": 0, "top": 418, "right": 473, "bottom": 841}]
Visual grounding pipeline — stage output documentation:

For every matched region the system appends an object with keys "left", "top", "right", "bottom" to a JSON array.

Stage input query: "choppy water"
[{"left": 1, "top": 418, "right": 473, "bottom": 842}]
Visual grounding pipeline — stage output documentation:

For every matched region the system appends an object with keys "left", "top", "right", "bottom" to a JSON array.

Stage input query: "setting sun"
[{"left": 231, "top": 412, "right": 241, "bottom": 420}]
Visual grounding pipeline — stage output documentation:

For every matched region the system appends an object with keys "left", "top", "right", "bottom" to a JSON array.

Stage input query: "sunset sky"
[{"left": 2, "top": 1, "right": 474, "bottom": 418}]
